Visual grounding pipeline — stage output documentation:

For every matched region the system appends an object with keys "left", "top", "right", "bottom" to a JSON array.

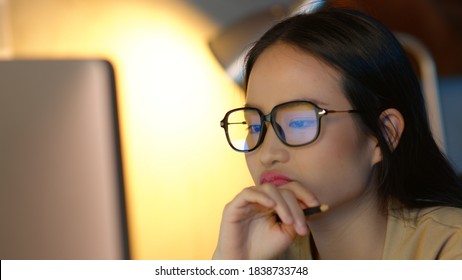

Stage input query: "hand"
[{"left": 212, "top": 181, "right": 320, "bottom": 259}]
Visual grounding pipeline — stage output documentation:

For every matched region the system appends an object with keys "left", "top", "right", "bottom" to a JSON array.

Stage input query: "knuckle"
[
  {"left": 240, "top": 186, "right": 256, "bottom": 195},
  {"left": 279, "top": 188, "right": 295, "bottom": 198},
  {"left": 259, "top": 183, "right": 276, "bottom": 192}
]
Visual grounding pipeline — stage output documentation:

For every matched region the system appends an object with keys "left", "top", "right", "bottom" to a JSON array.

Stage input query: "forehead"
[{"left": 245, "top": 43, "right": 349, "bottom": 112}]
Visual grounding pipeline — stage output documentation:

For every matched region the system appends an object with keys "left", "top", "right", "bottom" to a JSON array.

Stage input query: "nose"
[{"left": 258, "top": 123, "right": 290, "bottom": 167}]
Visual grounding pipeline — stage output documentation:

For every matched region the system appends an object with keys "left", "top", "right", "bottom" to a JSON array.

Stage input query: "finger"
[
  {"left": 279, "top": 181, "right": 321, "bottom": 210},
  {"left": 279, "top": 189, "right": 309, "bottom": 236},
  {"left": 234, "top": 186, "right": 276, "bottom": 208},
  {"left": 223, "top": 186, "right": 276, "bottom": 222},
  {"left": 257, "top": 183, "right": 294, "bottom": 225}
]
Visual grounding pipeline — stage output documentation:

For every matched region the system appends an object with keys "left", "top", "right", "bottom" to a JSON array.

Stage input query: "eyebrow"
[{"left": 244, "top": 97, "right": 329, "bottom": 108}]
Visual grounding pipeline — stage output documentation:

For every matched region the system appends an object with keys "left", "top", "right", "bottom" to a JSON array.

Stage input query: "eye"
[
  {"left": 288, "top": 119, "right": 316, "bottom": 129},
  {"left": 247, "top": 124, "right": 262, "bottom": 134}
]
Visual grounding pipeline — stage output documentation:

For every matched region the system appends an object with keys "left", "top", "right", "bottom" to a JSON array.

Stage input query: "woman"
[{"left": 215, "top": 8, "right": 462, "bottom": 259}]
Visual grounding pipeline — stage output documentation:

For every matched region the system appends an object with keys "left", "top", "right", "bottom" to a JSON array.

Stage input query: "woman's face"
[{"left": 245, "top": 43, "right": 381, "bottom": 212}]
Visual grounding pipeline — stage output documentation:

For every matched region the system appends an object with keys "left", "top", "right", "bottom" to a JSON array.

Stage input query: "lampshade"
[{"left": 209, "top": 0, "right": 326, "bottom": 85}]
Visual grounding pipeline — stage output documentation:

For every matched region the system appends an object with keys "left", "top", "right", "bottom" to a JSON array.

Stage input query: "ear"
[
  {"left": 370, "top": 108, "right": 405, "bottom": 166},
  {"left": 379, "top": 108, "right": 405, "bottom": 151}
]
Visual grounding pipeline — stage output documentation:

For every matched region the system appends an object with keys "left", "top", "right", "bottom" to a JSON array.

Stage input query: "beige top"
[{"left": 278, "top": 206, "right": 462, "bottom": 259}]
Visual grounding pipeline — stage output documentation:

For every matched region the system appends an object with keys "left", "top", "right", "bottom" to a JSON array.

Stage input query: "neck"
[{"left": 307, "top": 190, "right": 387, "bottom": 260}]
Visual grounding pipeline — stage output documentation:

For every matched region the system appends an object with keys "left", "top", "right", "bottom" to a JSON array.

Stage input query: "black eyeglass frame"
[{"left": 220, "top": 100, "right": 359, "bottom": 152}]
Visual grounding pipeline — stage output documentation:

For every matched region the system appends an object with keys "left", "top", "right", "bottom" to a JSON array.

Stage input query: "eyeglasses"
[{"left": 220, "top": 100, "right": 359, "bottom": 152}]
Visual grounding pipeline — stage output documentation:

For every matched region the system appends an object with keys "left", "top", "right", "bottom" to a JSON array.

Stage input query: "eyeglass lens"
[{"left": 226, "top": 102, "right": 319, "bottom": 151}]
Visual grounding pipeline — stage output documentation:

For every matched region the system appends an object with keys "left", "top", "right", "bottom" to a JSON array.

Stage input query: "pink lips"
[{"left": 260, "top": 171, "right": 292, "bottom": 187}]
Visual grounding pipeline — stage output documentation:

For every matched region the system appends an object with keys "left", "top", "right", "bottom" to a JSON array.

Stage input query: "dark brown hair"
[{"left": 244, "top": 8, "right": 462, "bottom": 210}]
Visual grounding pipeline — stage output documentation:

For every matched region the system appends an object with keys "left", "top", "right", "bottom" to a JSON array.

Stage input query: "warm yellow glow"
[{"left": 10, "top": 0, "right": 253, "bottom": 259}]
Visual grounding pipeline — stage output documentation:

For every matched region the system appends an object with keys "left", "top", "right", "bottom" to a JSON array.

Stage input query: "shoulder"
[
  {"left": 384, "top": 206, "right": 462, "bottom": 259},
  {"left": 416, "top": 206, "right": 462, "bottom": 230}
]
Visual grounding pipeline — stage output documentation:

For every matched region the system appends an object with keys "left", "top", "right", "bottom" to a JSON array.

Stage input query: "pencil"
[
  {"left": 303, "top": 204, "right": 329, "bottom": 216},
  {"left": 274, "top": 204, "right": 329, "bottom": 223}
]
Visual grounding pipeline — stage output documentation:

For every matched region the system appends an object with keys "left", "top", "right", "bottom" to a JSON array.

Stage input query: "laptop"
[{"left": 0, "top": 60, "right": 129, "bottom": 259}]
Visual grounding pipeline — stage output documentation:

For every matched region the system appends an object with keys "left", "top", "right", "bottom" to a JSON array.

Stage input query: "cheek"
[
  {"left": 294, "top": 122, "right": 377, "bottom": 205},
  {"left": 245, "top": 154, "right": 259, "bottom": 185}
]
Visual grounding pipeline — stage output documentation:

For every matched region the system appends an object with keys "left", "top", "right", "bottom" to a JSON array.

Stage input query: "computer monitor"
[{"left": 0, "top": 59, "right": 129, "bottom": 259}]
